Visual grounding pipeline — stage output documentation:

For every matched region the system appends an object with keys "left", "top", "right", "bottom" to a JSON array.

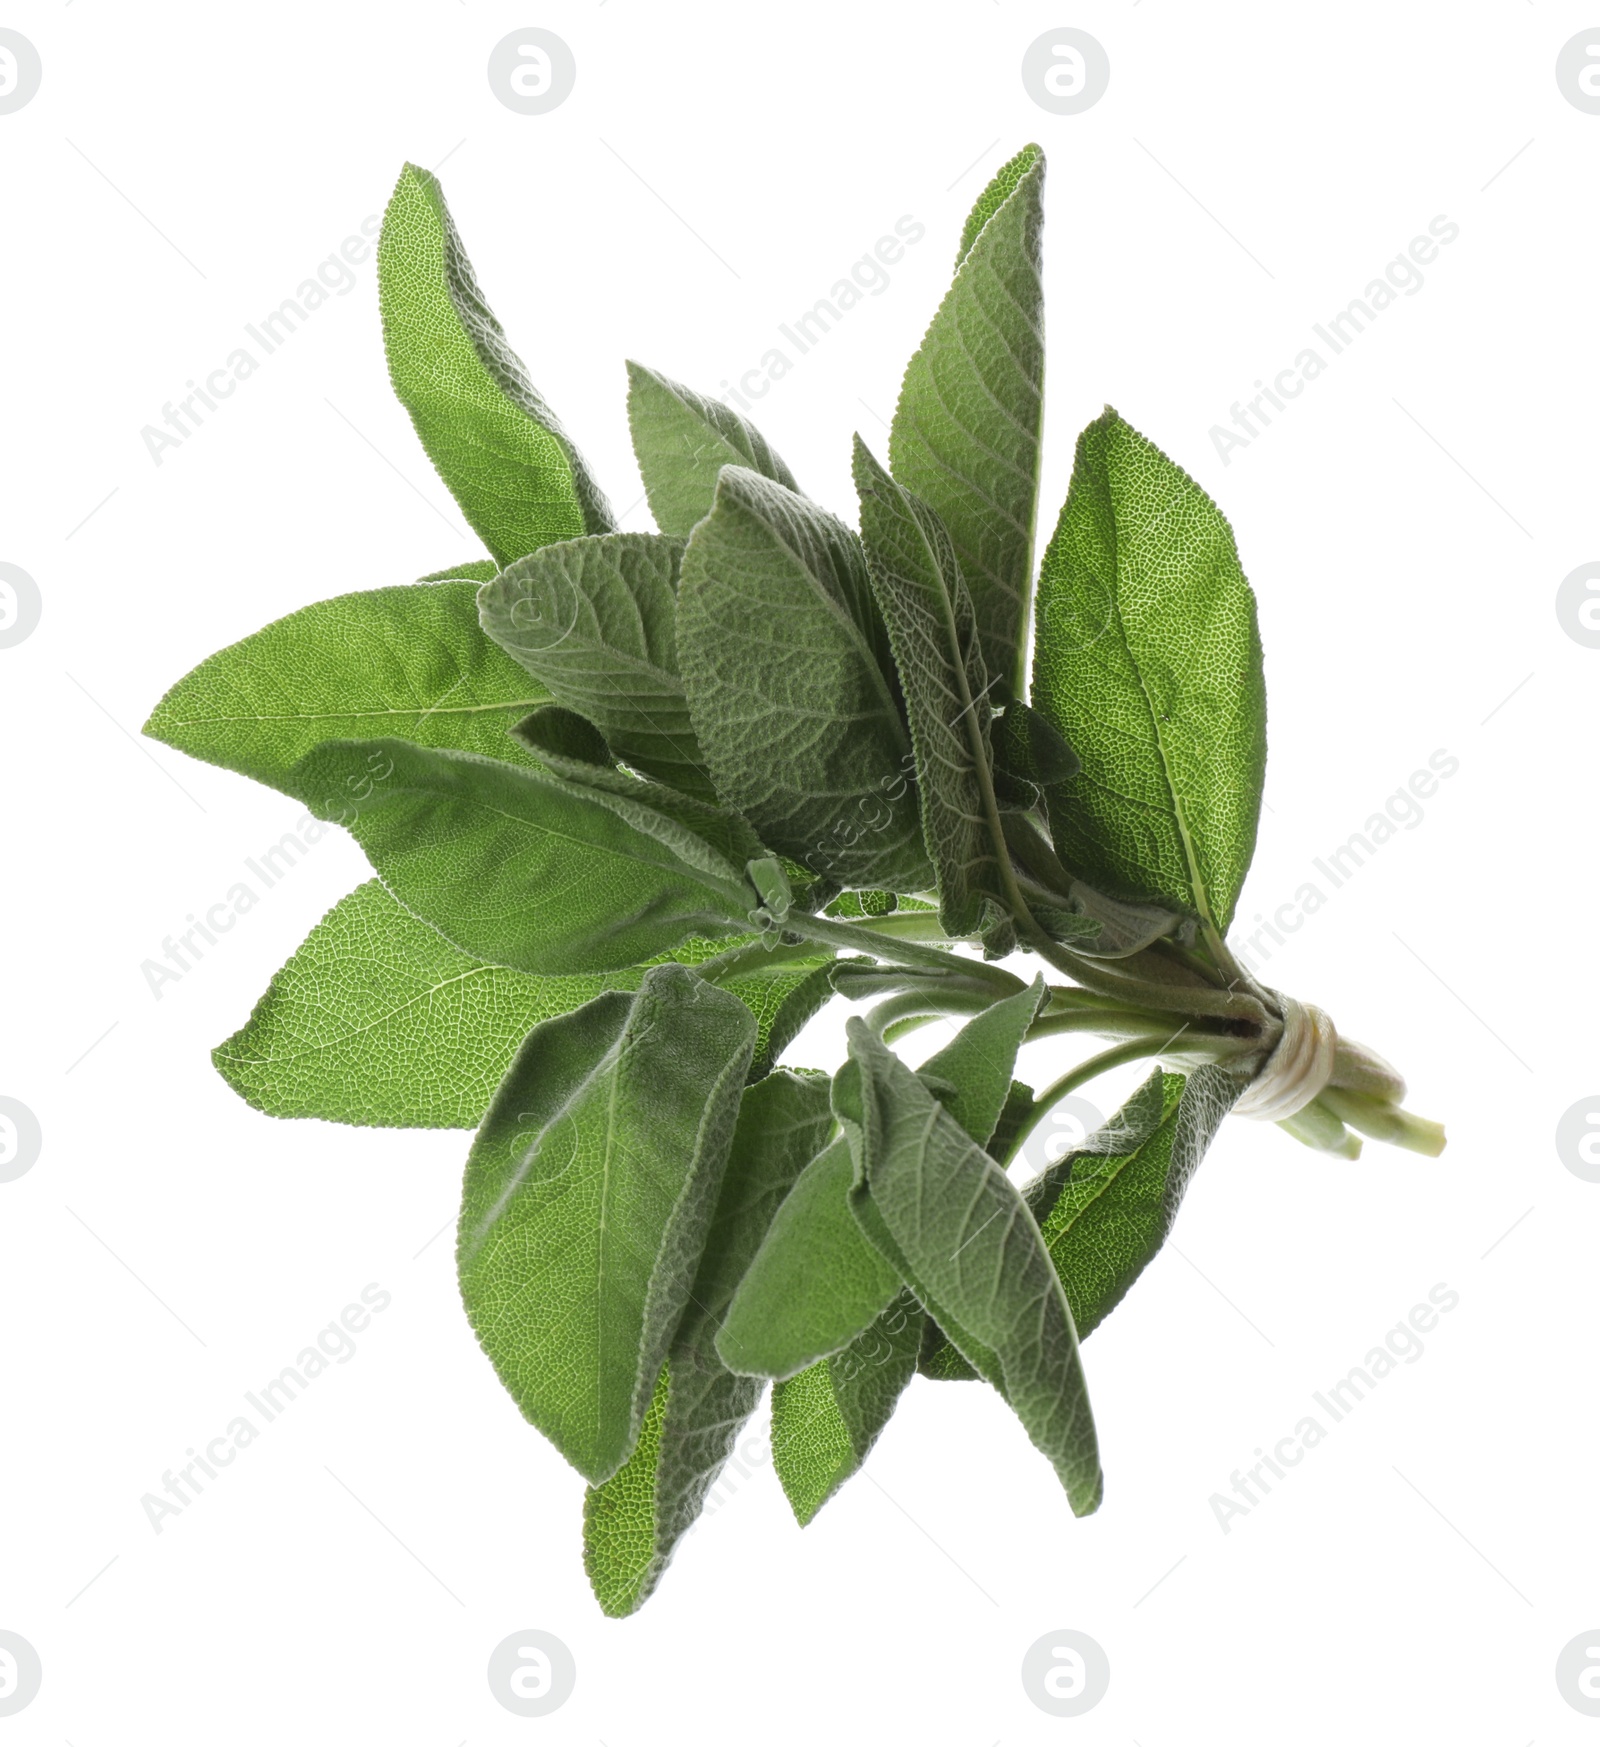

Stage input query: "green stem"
[
  {"left": 866, "top": 988, "right": 991, "bottom": 1039},
  {"left": 851, "top": 911, "right": 965, "bottom": 944},
  {"left": 767, "top": 907, "right": 1026, "bottom": 995}
]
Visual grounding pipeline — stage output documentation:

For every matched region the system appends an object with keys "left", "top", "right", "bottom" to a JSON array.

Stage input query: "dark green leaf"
[
  {"left": 890, "top": 144, "right": 1046, "bottom": 693},
  {"left": 583, "top": 1069, "right": 832, "bottom": 1613},
  {"left": 677, "top": 467, "right": 931, "bottom": 891},
  {"left": 914, "top": 978, "right": 1045, "bottom": 1146},
  {"left": 509, "top": 702, "right": 766, "bottom": 874},
  {"left": 994, "top": 696, "right": 1079, "bottom": 785},
  {"left": 626, "top": 360, "right": 800, "bottom": 537},
  {"left": 920, "top": 1065, "right": 1241, "bottom": 1378},
  {"left": 1032, "top": 408, "right": 1267, "bottom": 934},
  {"left": 289, "top": 739, "right": 754, "bottom": 974},
  {"left": 841, "top": 1022, "right": 1103, "bottom": 1514},
  {"left": 480, "top": 533, "right": 716, "bottom": 798},
  {"left": 379, "top": 163, "right": 612, "bottom": 565},
  {"left": 458, "top": 965, "right": 756, "bottom": 1483},
  {"left": 143, "top": 583, "right": 544, "bottom": 793},
  {"left": 852, "top": 437, "right": 1006, "bottom": 938}
]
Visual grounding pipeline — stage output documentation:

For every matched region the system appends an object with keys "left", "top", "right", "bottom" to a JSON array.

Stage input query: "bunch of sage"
[{"left": 146, "top": 145, "right": 1443, "bottom": 1615}]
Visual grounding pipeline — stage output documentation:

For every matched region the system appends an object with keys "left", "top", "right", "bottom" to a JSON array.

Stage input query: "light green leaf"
[
  {"left": 770, "top": 1287, "right": 923, "bottom": 1526},
  {"left": 417, "top": 559, "right": 499, "bottom": 583},
  {"left": 458, "top": 965, "right": 756, "bottom": 1483},
  {"left": 677, "top": 467, "right": 931, "bottom": 892},
  {"left": 890, "top": 143, "right": 1046, "bottom": 693},
  {"left": 211, "top": 882, "right": 825, "bottom": 1128},
  {"left": 584, "top": 1070, "right": 832, "bottom": 1614},
  {"left": 841, "top": 1021, "right": 1103, "bottom": 1514},
  {"left": 480, "top": 533, "right": 715, "bottom": 799},
  {"left": 1031, "top": 408, "right": 1267, "bottom": 935},
  {"left": 714, "top": 1136, "right": 899, "bottom": 1380},
  {"left": 852, "top": 437, "right": 1006, "bottom": 938},
  {"left": 143, "top": 583, "right": 544, "bottom": 793},
  {"left": 289, "top": 739, "right": 753, "bottom": 974},
  {"left": 1025, "top": 1065, "right": 1240, "bottom": 1339},
  {"left": 378, "top": 163, "right": 612, "bottom": 565},
  {"left": 626, "top": 361, "right": 800, "bottom": 537}
]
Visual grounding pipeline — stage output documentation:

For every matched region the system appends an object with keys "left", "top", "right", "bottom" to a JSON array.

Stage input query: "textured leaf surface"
[
  {"left": 1024, "top": 1065, "right": 1240, "bottom": 1339},
  {"left": 916, "top": 980, "right": 1045, "bottom": 1148},
  {"left": 626, "top": 361, "right": 799, "bottom": 537},
  {"left": 417, "top": 559, "right": 499, "bottom": 583},
  {"left": 677, "top": 467, "right": 930, "bottom": 891},
  {"left": 771, "top": 1288, "right": 922, "bottom": 1526},
  {"left": 480, "top": 533, "right": 714, "bottom": 798},
  {"left": 841, "top": 1023, "right": 1102, "bottom": 1513},
  {"left": 584, "top": 1071, "right": 832, "bottom": 1613},
  {"left": 212, "top": 882, "right": 828, "bottom": 1128},
  {"left": 853, "top": 438, "right": 1004, "bottom": 937},
  {"left": 457, "top": 965, "right": 756, "bottom": 1482},
  {"left": 290, "top": 739, "right": 752, "bottom": 974},
  {"left": 1032, "top": 408, "right": 1267, "bottom": 933},
  {"left": 716, "top": 1135, "right": 902, "bottom": 1378},
  {"left": 379, "top": 164, "right": 612, "bottom": 565},
  {"left": 890, "top": 144, "right": 1046, "bottom": 692},
  {"left": 144, "top": 584, "right": 543, "bottom": 792},
  {"left": 921, "top": 1065, "right": 1240, "bottom": 1377}
]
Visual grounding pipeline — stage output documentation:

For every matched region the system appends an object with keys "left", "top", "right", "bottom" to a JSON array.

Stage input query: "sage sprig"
[{"left": 145, "top": 143, "right": 1445, "bottom": 1616}]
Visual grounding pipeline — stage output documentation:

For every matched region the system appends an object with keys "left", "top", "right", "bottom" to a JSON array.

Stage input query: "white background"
[{"left": 3, "top": 3, "right": 1596, "bottom": 1741}]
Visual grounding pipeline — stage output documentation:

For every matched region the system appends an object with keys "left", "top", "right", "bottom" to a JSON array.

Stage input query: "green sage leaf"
[
  {"left": 480, "top": 533, "right": 715, "bottom": 799},
  {"left": 626, "top": 360, "right": 800, "bottom": 537},
  {"left": 770, "top": 1287, "right": 923, "bottom": 1526},
  {"left": 1025, "top": 1065, "right": 1240, "bottom": 1339},
  {"left": 1031, "top": 408, "right": 1267, "bottom": 934},
  {"left": 212, "top": 882, "right": 827, "bottom": 1128},
  {"left": 583, "top": 1069, "right": 833, "bottom": 1614},
  {"left": 920, "top": 1065, "right": 1241, "bottom": 1377},
  {"left": 379, "top": 163, "right": 612, "bottom": 565},
  {"left": 143, "top": 583, "right": 544, "bottom": 793},
  {"left": 890, "top": 143, "right": 1046, "bottom": 693},
  {"left": 852, "top": 437, "right": 1006, "bottom": 938},
  {"left": 677, "top": 467, "right": 931, "bottom": 892},
  {"left": 417, "top": 559, "right": 499, "bottom": 583},
  {"left": 289, "top": 739, "right": 753, "bottom": 974},
  {"left": 458, "top": 965, "right": 756, "bottom": 1483},
  {"left": 841, "top": 1021, "right": 1103, "bottom": 1514},
  {"left": 714, "top": 1136, "right": 899, "bottom": 1380}
]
